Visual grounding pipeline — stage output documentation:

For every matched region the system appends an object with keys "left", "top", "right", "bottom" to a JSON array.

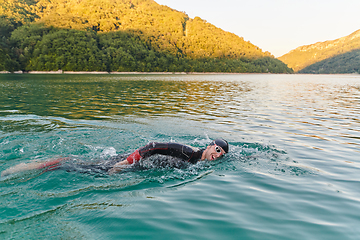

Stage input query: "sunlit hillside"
[
  {"left": 298, "top": 49, "right": 360, "bottom": 74},
  {"left": 0, "top": 0, "right": 293, "bottom": 73},
  {"left": 279, "top": 29, "right": 360, "bottom": 72},
  {"left": 36, "top": 0, "right": 271, "bottom": 59}
]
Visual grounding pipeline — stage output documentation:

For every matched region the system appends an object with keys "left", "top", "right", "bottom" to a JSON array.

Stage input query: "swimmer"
[{"left": 1, "top": 139, "right": 229, "bottom": 177}]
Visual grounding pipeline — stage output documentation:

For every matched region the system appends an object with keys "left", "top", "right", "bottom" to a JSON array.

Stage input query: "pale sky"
[{"left": 155, "top": 0, "right": 360, "bottom": 57}]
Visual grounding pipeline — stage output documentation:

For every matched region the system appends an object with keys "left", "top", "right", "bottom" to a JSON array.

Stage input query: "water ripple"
[{"left": 1, "top": 74, "right": 360, "bottom": 239}]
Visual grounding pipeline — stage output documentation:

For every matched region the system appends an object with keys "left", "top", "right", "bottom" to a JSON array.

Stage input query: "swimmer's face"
[{"left": 203, "top": 144, "right": 226, "bottom": 161}]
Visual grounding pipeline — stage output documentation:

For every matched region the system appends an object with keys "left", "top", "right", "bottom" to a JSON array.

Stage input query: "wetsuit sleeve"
[
  {"left": 126, "top": 149, "right": 141, "bottom": 164},
  {"left": 127, "top": 142, "right": 202, "bottom": 164}
]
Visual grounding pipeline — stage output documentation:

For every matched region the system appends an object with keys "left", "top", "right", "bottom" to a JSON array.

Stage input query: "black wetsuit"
[
  {"left": 58, "top": 142, "right": 204, "bottom": 174},
  {"left": 138, "top": 142, "right": 204, "bottom": 164}
]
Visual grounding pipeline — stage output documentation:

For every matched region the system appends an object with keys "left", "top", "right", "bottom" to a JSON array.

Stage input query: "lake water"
[{"left": 0, "top": 73, "right": 359, "bottom": 239}]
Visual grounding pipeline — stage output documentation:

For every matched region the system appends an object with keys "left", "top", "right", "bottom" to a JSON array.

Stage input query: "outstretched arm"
[
  {"left": 1, "top": 157, "right": 70, "bottom": 177},
  {"left": 108, "top": 142, "right": 197, "bottom": 174},
  {"left": 108, "top": 142, "right": 171, "bottom": 174},
  {"left": 107, "top": 149, "right": 141, "bottom": 174}
]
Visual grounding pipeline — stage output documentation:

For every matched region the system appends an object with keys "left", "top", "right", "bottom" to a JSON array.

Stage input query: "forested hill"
[
  {"left": 298, "top": 49, "right": 360, "bottom": 74},
  {"left": 0, "top": 0, "right": 293, "bottom": 73},
  {"left": 279, "top": 29, "right": 360, "bottom": 72}
]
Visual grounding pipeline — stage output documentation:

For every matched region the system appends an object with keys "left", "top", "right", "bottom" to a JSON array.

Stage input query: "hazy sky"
[{"left": 155, "top": 0, "right": 360, "bottom": 57}]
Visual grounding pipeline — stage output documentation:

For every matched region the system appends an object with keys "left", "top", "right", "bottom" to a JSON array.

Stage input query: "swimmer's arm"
[
  {"left": 108, "top": 142, "right": 172, "bottom": 174},
  {"left": 107, "top": 148, "right": 143, "bottom": 174},
  {"left": 108, "top": 159, "right": 130, "bottom": 174}
]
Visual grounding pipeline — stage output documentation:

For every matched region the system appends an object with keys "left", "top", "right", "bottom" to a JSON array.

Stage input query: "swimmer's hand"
[{"left": 108, "top": 159, "right": 130, "bottom": 175}]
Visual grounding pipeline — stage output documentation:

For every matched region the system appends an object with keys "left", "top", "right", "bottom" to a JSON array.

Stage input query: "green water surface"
[{"left": 0, "top": 74, "right": 359, "bottom": 239}]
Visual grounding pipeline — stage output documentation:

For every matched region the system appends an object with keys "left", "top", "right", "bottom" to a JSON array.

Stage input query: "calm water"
[{"left": 0, "top": 73, "right": 359, "bottom": 239}]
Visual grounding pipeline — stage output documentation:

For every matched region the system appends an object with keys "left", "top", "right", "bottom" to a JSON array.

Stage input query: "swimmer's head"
[
  {"left": 202, "top": 138, "right": 229, "bottom": 161},
  {"left": 209, "top": 138, "right": 229, "bottom": 153}
]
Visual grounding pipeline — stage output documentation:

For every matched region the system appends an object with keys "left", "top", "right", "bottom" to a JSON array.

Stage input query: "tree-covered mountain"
[
  {"left": 298, "top": 49, "right": 360, "bottom": 74},
  {"left": 279, "top": 29, "right": 360, "bottom": 72},
  {"left": 0, "top": 0, "right": 293, "bottom": 73}
]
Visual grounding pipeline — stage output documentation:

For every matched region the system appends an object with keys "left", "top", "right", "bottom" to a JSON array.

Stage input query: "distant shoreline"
[
  {"left": 2, "top": 71, "right": 358, "bottom": 75},
  {"left": 0, "top": 70, "right": 265, "bottom": 75}
]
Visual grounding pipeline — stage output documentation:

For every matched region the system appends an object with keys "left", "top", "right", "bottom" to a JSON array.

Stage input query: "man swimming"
[{"left": 1, "top": 139, "right": 229, "bottom": 177}]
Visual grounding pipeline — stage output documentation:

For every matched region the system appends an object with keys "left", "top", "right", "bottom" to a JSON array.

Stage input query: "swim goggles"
[{"left": 215, "top": 146, "right": 223, "bottom": 154}]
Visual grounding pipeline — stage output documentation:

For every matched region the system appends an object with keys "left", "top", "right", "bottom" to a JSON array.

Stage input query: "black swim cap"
[{"left": 210, "top": 139, "right": 229, "bottom": 153}]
